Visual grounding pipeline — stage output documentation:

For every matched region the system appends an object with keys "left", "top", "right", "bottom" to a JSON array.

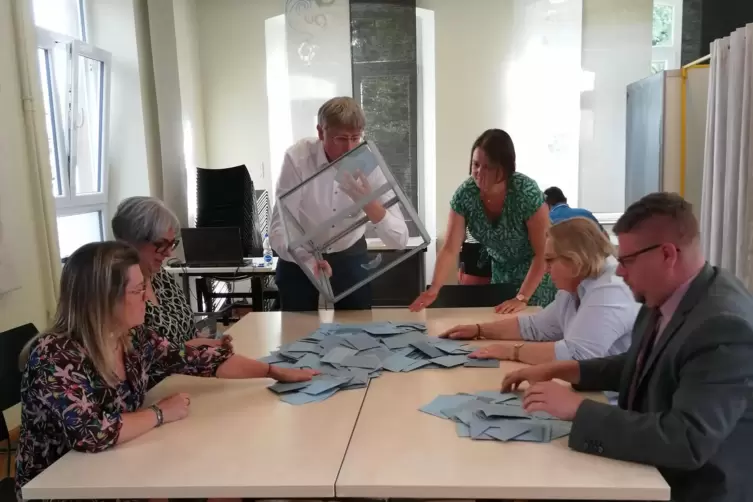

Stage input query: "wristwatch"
[
  {"left": 512, "top": 343, "right": 525, "bottom": 361},
  {"left": 150, "top": 404, "right": 164, "bottom": 427},
  {"left": 515, "top": 293, "right": 528, "bottom": 303}
]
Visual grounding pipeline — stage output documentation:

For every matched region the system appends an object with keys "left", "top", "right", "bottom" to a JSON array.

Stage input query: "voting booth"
[{"left": 278, "top": 141, "right": 430, "bottom": 303}]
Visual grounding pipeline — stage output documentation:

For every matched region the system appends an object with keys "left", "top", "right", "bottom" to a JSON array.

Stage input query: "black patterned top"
[
  {"left": 144, "top": 268, "right": 197, "bottom": 388},
  {"left": 15, "top": 326, "right": 232, "bottom": 501},
  {"left": 146, "top": 268, "right": 196, "bottom": 346}
]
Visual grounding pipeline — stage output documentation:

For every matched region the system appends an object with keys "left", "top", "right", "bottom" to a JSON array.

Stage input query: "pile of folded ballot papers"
[
  {"left": 419, "top": 391, "right": 573, "bottom": 443},
  {"left": 261, "top": 322, "right": 500, "bottom": 405}
]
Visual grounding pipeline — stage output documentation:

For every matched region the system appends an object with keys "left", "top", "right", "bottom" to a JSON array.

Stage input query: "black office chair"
[
  {"left": 459, "top": 240, "right": 492, "bottom": 278},
  {"left": 0, "top": 476, "right": 14, "bottom": 501},
  {"left": 427, "top": 283, "right": 517, "bottom": 308},
  {"left": 0, "top": 323, "right": 38, "bottom": 483}
]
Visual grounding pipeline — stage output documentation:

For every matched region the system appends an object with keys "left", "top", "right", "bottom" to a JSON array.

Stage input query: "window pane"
[
  {"left": 652, "top": 4, "right": 674, "bottom": 47},
  {"left": 56, "top": 211, "right": 103, "bottom": 259},
  {"left": 32, "top": 0, "right": 82, "bottom": 39},
  {"left": 37, "top": 48, "right": 63, "bottom": 198},
  {"left": 73, "top": 56, "right": 104, "bottom": 195}
]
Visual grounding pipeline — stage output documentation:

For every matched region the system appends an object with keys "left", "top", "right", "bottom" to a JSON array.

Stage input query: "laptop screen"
[{"left": 181, "top": 227, "right": 244, "bottom": 265}]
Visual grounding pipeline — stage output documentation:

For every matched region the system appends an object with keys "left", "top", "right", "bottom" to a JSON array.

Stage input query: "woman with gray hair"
[{"left": 111, "top": 196, "right": 216, "bottom": 352}]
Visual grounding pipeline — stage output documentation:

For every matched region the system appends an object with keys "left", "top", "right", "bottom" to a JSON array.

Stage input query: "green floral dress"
[{"left": 451, "top": 172, "right": 557, "bottom": 307}]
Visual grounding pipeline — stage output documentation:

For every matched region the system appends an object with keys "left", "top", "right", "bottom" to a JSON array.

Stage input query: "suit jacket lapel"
[
  {"left": 618, "top": 308, "right": 656, "bottom": 409},
  {"left": 636, "top": 263, "right": 717, "bottom": 387}
]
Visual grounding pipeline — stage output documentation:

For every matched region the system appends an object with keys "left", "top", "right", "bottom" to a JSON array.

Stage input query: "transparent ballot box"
[{"left": 278, "top": 140, "right": 430, "bottom": 303}]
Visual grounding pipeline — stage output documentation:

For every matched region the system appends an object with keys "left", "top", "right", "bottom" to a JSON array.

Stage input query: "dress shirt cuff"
[
  {"left": 373, "top": 209, "right": 407, "bottom": 248},
  {"left": 553, "top": 339, "right": 574, "bottom": 360}
]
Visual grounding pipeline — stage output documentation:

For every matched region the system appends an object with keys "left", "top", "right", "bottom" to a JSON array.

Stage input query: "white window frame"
[{"left": 35, "top": 26, "right": 112, "bottom": 249}]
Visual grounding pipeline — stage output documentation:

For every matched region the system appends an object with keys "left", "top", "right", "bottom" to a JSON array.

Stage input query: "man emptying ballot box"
[{"left": 269, "top": 97, "right": 409, "bottom": 311}]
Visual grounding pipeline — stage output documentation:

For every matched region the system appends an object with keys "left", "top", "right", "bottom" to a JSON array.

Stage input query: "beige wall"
[
  {"left": 87, "top": 0, "right": 154, "bottom": 223},
  {"left": 196, "top": 0, "right": 285, "bottom": 191},
  {"left": 417, "top": 0, "right": 514, "bottom": 239},
  {"left": 174, "top": 0, "right": 207, "bottom": 223},
  {"left": 579, "top": 0, "right": 653, "bottom": 212}
]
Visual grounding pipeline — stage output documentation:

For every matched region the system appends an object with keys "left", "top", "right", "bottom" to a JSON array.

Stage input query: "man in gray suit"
[{"left": 503, "top": 192, "right": 753, "bottom": 502}]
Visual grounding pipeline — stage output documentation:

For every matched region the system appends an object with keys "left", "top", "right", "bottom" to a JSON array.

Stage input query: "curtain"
[
  {"left": 9, "top": 0, "right": 62, "bottom": 315},
  {"left": 700, "top": 23, "right": 753, "bottom": 288}
]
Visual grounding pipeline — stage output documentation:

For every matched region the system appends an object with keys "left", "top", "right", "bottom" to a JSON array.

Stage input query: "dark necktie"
[{"left": 626, "top": 310, "right": 662, "bottom": 410}]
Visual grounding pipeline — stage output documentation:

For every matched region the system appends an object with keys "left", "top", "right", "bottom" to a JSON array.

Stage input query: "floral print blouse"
[{"left": 14, "top": 325, "right": 233, "bottom": 500}]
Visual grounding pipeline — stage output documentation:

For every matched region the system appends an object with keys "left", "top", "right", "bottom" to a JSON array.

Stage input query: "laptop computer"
[{"left": 181, "top": 227, "right": 247, "bottom": 267}]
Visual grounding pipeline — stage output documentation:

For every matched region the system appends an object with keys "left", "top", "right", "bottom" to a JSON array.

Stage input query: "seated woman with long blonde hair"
[
  {"left": 440, "top": 217, "right": 639, "bottom": 365},
  {"left": 15, "top": 241, "right": 317, "bottom": 500}
]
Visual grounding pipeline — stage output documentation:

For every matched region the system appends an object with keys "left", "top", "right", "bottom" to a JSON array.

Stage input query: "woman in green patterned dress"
[{"left": 410, "top": 129, "right": 556, "bottom": 313}]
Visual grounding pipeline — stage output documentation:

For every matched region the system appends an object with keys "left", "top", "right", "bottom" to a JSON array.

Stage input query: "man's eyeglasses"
[
  {"left": 153, "top": 238, "right": 180, "bottom": 254},
  {"left": 616, "top": 244, "right": 663, "bottom": 267}
]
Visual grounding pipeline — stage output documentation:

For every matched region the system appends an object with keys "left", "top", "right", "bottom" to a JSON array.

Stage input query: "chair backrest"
[
  {"left": 0, "top": 323, "right": 38, "bottom": 412},
  {"left": 459, "top": 241, "right": 492, "bottom": 278},
  {"left": 428, "top": 284, "right": 517, "bottom": 308},
  {"left": 255, "top": 189, "right": 270, "bottom": 237}
]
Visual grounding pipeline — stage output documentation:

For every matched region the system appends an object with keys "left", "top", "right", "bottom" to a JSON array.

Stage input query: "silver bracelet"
[{"left": 150, "top": 404, "right": 163, "bottom": 427}]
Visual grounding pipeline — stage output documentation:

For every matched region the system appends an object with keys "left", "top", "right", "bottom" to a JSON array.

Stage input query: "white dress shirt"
[{"left": 269, "top": 138, "right": 409, "bottom": 269}]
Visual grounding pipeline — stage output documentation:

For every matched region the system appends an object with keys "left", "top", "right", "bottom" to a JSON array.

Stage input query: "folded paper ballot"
[
  {"left": 264, "top": 322, "right": 497, "bottom": 405},
  {"left": 419, "top": 392, "right": 573, "bottom": 443}
]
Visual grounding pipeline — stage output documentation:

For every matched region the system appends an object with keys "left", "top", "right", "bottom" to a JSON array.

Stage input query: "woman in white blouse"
[{"left": 440, "top": 217, "right": 639, "bottom": 365}]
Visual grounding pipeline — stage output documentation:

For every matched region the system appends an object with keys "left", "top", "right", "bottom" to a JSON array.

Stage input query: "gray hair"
[
  {"left": 111, "top": 196, "right": 180, "bottom": 244},
  {"left": 317, "top": 96, "right": 366, "bottom": 130}
]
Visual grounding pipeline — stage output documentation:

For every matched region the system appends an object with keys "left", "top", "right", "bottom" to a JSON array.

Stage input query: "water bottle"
[{"left": 262, "top": 233, "right": 273, "bottom": 265}]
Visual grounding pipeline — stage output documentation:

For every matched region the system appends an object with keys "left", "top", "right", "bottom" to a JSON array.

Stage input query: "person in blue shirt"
[{"left": 544, "top": 186, "right": 602, "bottom": 227}]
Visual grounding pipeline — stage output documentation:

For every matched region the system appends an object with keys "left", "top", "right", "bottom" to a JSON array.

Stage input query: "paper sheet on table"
[
  {"left": 266, "top": 322, "right": 497, "bottom": 406},
  {"left": 321, "top": 346, "right": 358, "bottom": 364},
  {"left": 419, "top": 392, "right": 574, "bottom": 443},
  {"left": 430, "top": 355, "right": 469, "bottom": 368},
  {"left": 410, "top": 340, "right": 445, "bottom": 358},
  {"left": 463, "top": 358, "right": 501, "bottom": 368},
  {"left": 281, "top": 387, "right": 340, "bottom": 405},
  {"left": 419, "top": 394, "right": 478, "bottom": 419},
  {"left": 301, "top": 376, "right": 352, "bottom": 395},
  {"left": 268, "top": 381, "right": 312, "bottom": 394}
]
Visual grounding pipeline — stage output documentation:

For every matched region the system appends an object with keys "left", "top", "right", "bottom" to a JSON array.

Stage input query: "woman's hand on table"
[
  {"left": 409, "top": 288, "right": 439, "bottom": 311},
  {"left": 157, "top": 393, "right": 191, "bottom": 424},
  {"left": 270, "top": 366, "right": 319, "bottom": 383},
  {"left": 438, "top": 324, "right": 478, "bottom": 340},
  {"left": 494, "top": 297, "right": 527, "bottom": 314},
  {"left": 469, "top": 343, "right": 512, "bottom": 360}
]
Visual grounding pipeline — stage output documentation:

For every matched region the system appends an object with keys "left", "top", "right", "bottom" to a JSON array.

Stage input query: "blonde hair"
[
  {"left": 317, "top": 96, "right": 366, "bottom": 131},
  {"left": 548, "top": 217, "right": 614, "bottom": 279},
  {"left": 20, "top": 241, "right": 141, "bottom": 386}
]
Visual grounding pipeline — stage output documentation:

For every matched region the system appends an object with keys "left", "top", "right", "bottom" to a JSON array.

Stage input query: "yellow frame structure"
[{"left": 680, "top": 54, "right": 711, "bottom": 196}]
